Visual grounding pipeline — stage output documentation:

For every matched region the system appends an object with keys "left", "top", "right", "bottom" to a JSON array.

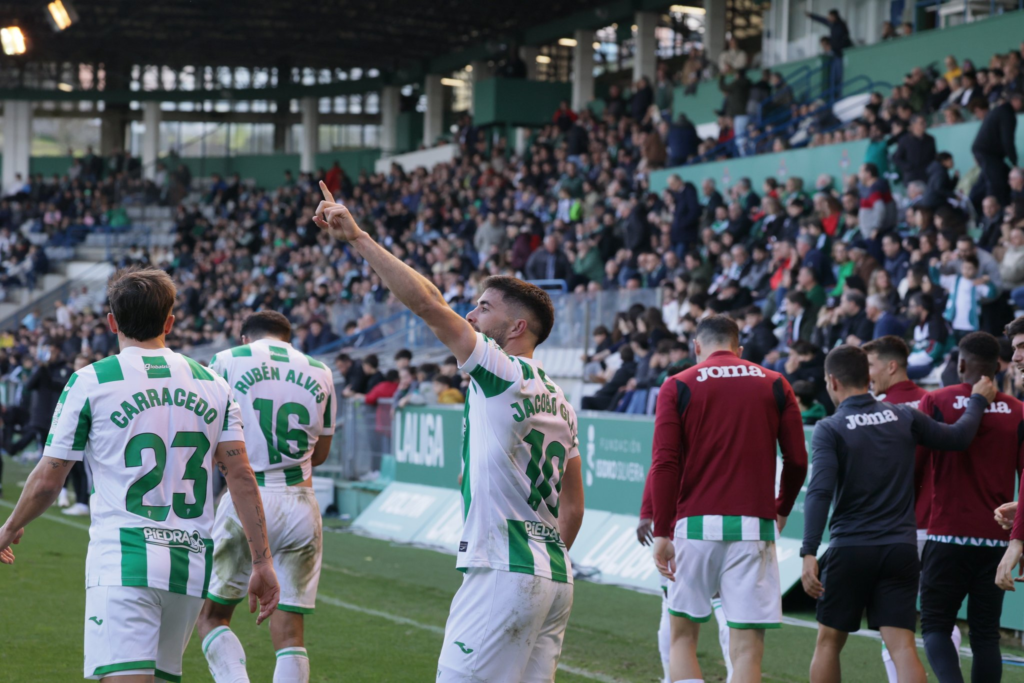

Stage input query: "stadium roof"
[{"left": 1, "top": 0, "right": 679, "bottom": 73}]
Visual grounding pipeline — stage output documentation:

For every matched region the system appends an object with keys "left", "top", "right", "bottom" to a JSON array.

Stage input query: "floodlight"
[
  {"left": 1, "top": 27, "right": 26, "bottom": 56},
  {"left": 46, "top": 0, "right": 78, "bottom": 31}
]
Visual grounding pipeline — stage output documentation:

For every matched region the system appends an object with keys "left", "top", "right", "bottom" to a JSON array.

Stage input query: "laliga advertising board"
[{"left": 353, "top": 404, "right": 821, "bottom": 595}]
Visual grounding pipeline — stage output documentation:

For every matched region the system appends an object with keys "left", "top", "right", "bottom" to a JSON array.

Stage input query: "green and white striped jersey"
[
  {"left": 210, "top": 340, "right": 336, "bottom": 488},
  {"left": 43, "top": 347, "right": 244, "bottom": 598},
  {"left": 457, "top": 333, "right": 580, "bottom": 583}
]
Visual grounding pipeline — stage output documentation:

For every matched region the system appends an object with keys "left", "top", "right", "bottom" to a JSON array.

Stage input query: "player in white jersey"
[
  {"left": 314, "top": 182, "right": 585, "bottom": 683},
  {"left": 0, "top": 267, "right": 278, "bottom": 683},
  {"left": 197, "top": 311, "right": 336, "bottom": 683}
]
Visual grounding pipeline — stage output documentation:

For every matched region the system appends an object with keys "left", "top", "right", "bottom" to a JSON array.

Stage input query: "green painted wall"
[
  {"left": 648, "top": 116, "right": 1021, "bottom": 196},
  {"left": 676, "top": 10, "right": 1024, "bottom": 126},
  {"left": 5, "top": 149, "right": 381, "bottom": 191},
  {"left": 473, "top": 78, "right": 572, "bottom": 127},
  {"left": 397, "top": 111, "right": 424, "bottom": 154}
]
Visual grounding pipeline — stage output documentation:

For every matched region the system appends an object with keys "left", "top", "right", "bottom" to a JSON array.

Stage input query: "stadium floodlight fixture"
[
  {"left": 670, "top": 5, "right": 706, "bottom": 14},
  {"left": 535, "top": 55, "right": 552, "bottom": 64},
  {"left": 557, "top": 38, "right": 577, "bottom": 47},
  {"left": 440, "top": 78, "right": 462, "bottom": 87},
  {"left": 0, "top": 27, "right": 26, "bottom": 55},
  {"left": 46, "top": 0, "right": 78, "bottom": 31},
  {"left": 57, "top": 82, "right": 73, "bottom": 92}
]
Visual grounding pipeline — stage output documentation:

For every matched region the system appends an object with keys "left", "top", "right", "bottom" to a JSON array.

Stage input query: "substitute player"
[
  {"left": 919, "top": 332, "right": 1024, "bottom": 682},
  {"left": 801, "top": 345, "right": 992, "bottom": 683},
  {"left": 650, "top": 315, "right": 808, "bottom": 683},
  {"left": 313, "top": 183, "right": 585, "bottom": 683},
  {"left": 863, "top": 335, "right": 962, "bottom": 682},
  {"left": 0, "top": 267, "right": 278, "bottom": 683},
  {"left": 196, "top": 311, "right": 335, "bottom": 683}
]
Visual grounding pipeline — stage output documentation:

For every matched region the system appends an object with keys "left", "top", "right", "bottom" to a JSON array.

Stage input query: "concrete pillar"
[
  {"left": 142, "top": 101, "right": 160, "bottom": 181},
  {"left": 99, "top": 104, "right": 128, "bottom": 156},
  {"left": 780, "top": 0, "right": 791, "bottom": 63},
  {"left": 633, "top": 11, "right": 658, "bottom": 83},
  {"left": 705, "top": 0, "right": 727, "bottom": 69},
  {"left": 300, "top": 96, "right": 319, "bottom": 173},
  {"left": 2, "top": 101, "right": 31, "bottom": 193},
  {"left": 572, "top": 29, "right": 596, "bottom": 112},
  {"left": 470, "top": 60, "right": 493, "bottom": 116},
  {"left": 380, "top": 86, "right": 400, "bottom": 155},
  {"left": 423, "top": 74, "right": 444, "bottom": 147},
  {"left": 519, "top": 46, "right": 540, "bottom": 80}
]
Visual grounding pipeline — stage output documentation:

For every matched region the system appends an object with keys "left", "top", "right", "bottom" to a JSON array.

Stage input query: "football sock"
[
  {"left": 673, "top": 679, "right": 704, "bottom": 683},
  {"left": 274, "top": 647, "right": 310, "bottom": 683},
  {"left": 712, "top": 598, "right": 733, "bottom": 683},
  {"left": 202, "top": 626, "right": 250, "bottom": 683},
  {"left": 881, "top": 642, "right": 898, "bottom": 683}
]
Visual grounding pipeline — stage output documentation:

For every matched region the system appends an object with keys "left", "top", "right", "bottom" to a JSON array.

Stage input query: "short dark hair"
[
  {"left": 619, "top": 345, "right": 635, "bottom": 363},
  {"left": 1005, "top": 316, "right": 1024, "bottom": 339},
  {"left": 335, "top": 353, "right": 352, "bottom": 364},
  {"left": 629, "top": 332, "right": 650, "bottom": 351},
  {"left": 656, "top": 339, "right": 675, "bottom": 354},
  {"left": 694, "top": 315, "right": 740, "bottom": 348},
  {"left": 791, "top": 380, "right": 817, "bottom": 405},
  {"left": 962, "top": 253, "right": 980, "bottom": 269},
  {"left": 241, "top": 311, "right": 292, "bottom": 341},
  {"left": 937, "top": 151, "right": 953, "bottom": 164},
  {"left": 862, "top": 162, "right": 880, "bottom": 179},
  {"left": 786, "top": 291, "right": 810, "bottom": 309},
  {"left": 444, "top": 355, "right": 458, "bottom": 367},
  {"left": 480, "top": 275, "right": 555, "bottom": 345},
  {"left": 825, "top": 345, "right": 870, "bottom": 389},
  {"left": 107, "top": 267, "right": 177, "bottom": 342},
  {"left": 593, "top": 325, "right": 610, "bottom": 337},
  {"left": 959, "top": 331, "right": 1000, "bottom": 377},
  {"left": 843, "top": 290, "right": 866, "bottom": 310},
  {"left": 385, "top": 369, "right": 400, "bottom": 383},
  {"left": 395, "top": 349, "right": 413, "bottom": 361},
  {"left": 862, "top": 335, "right": 910, "bottom": 369},
  {"left": 362, "top": 354, "right": 380, "bottom": 370}
]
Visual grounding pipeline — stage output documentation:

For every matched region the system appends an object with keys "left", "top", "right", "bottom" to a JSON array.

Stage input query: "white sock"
[
  {"left": 952, "top": 624, "right": 963, "bottom": 664},
  {"left": 881, "top": 643, "right": 898, "bottom": 683},
  {"left": 274, "top": 647, "right": 310, "bottom": 683},
  {"left": 673, "top": 679, "right": 704, "bottom": 683},
  {"left": 712, "top": 598, "right": 733, "bottom": 683},
  {"left": 202, "top": 626, "right": 250, "bottom": 683}
]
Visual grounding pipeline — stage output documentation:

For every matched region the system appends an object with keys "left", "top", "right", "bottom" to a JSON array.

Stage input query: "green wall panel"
[{"left": 473, "top": 78, "right": 572, "bottom": 127}]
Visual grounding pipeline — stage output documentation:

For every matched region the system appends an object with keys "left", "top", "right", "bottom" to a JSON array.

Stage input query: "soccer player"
[
  {"left": 0, "top": 267, "right": 279, "bottom": 683},
  {"left": 917, "top": 332, "right": 1023, "bottom": 683},
  {"left": 649, "top": 315, "right": 808, "bottom": 683},
  {"left": 313, "top": 184, "right": 585, "bottom": 682},
  {"left": 196, "top": 311, "right": 336, "bottom": 683},
  {"left": 863, "top": 335, "right": 963, "bottom": 682},
  {"left": 801, "top": 345, "right": 992, "bottom": 683},
  {"left": 638, "top": 482, "right": 732, "bottom": 683}
]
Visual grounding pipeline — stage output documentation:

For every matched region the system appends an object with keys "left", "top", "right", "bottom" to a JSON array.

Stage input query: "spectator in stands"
[
  {"left": 582, "top": 345, "right": 637, "bottom": 411},
  {"left": 793, "top": 379, "right": 827, "bottom": 424},
  {"left": 631, "top": 77, "right": 655, "bottom": 122},
  {"left": 740, "top": 306, "right": 778, "bottom": 365},
  {"left": 717, "top": 33, "right": 748, "bottom": 74},
  {"left": 940, "top": 254, "right": 997, "bottom": 341},
  {"left": 700, "top": 178, "right": 725, "bottom": 226},
  {"left": 979, "top": 196, "right": 1005, "bottom": 252},
  {"left": 393, "top": 349, "right": 413, "bottom": 370},
  {"left": 838, "top": 290, "right": 875, "bottom": 346},
  {"left": 1010, "top": 167, "right": 1024, "bottom": 204},
  {"left": 359, "top": 369, "right": 399, "bottom": 406},
  {"left": 525, "top": 234, "right": 571, "bottom": 281},
  {"left": 866, "top": 294, "right": 907, "bottom": 340},
  {"left": 434, "top": 376, "right": 465, "bottom": 404},
  {"left": 880, "top": 21, "right": 897, "bottom": 41},
  {"left": 808, "top": 9, "right": 852, "bottom": 58},
  {"left": 782, "top": 291, "right": 816, "bottom": 347},
  {"left": 7, "top": 344, "right": 71, "bottom": 461},
  {"left": 667, "top": 174, "right": 701, "bottom": 256},
  {"left": 857, "top": 163, "right": 897, "bottom": 245},
  {"left": 552, "top": 100, "right": 578, "bottom": 133},
  {"left": 922, "top": 152, "right": 958, "bottom": 209},
  {"left": 892, "top": 115, "right": 937, "bottom": 184},
  {"left": 970, "top": 94, "right": 1023, "bottom": 206},
  {"left": 304, "top": 319, "right": 339, "bottom": 353},
  {"left": 667, "top": 114, "right": 699, "bottom": 166},
  {"left": 881, "top": 233, "right": 911, "bottom": 285},
  {"left": 335, "top": 353, "right": 365, "bottom": 394},
  {"left": 720, "top": 66, "right": 752, "bottom": 156}
]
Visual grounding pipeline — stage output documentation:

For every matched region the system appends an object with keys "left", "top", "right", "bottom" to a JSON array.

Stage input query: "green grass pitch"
[{"left": 3, "top": 462, "right": 1024, "bottom": 682}]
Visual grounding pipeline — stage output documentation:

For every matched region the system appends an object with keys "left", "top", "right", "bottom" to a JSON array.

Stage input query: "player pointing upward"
[
  {"left": 0, "top": 267, "right": 278, "bottom": 683},
  {"left": 314, "top": 182, "right": 585, "bottom": 683},
  {"left": 197, "top": 311, "right": 336, "bottom": 683}
]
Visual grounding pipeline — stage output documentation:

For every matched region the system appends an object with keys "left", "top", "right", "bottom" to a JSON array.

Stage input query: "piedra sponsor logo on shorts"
[
  {"left": 143, "top": 527, "right": 206, "bottom": 554},
  {"left": 695, "top": 364, "right": 766, "bottom": 382},
  {"left": 524, "top": 520, "right": 563, "bottom": 545},
  {"left": 953, "top": 395, "right": 1011, "bottom": 413}
]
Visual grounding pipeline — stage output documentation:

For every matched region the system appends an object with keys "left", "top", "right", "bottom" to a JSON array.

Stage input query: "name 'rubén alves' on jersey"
[
  {"left": 43, "top": 347, "right": 244, "bottom": 598},
  {"left": 457, "top": 333, "right": 580, "bottom": 583},
  {"left": 209, "top": 339, "right": 336, "bottom": 487}
]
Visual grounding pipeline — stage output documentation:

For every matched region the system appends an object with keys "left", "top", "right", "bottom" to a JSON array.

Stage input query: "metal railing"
[{"left": 319, "top": 396, "right": 394, "bottom": 482}]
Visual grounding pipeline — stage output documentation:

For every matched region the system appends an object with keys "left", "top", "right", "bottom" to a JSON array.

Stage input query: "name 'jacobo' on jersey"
[
  {"left": 457, "top": 333, "right": 581, "bottom": 583},
  {"left": 42, "top": 347, "right": 245, "bottom": 599},
  {"left": 210, "top": 339, "right": 336, "bottom": 488}
]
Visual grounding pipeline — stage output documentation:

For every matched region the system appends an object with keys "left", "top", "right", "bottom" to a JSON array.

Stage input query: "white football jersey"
[
  {"left": 210, "top": 339, "right": 336, "bottom": 488},
  {"left": 43, "top": 347, "right": 244, "bottom": 598},
  {"left": 457, "top": 333, "right": 580, "bottom": 583}
]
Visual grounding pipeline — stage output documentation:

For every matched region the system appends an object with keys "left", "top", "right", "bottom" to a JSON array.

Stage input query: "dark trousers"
[
  {"left": 69, "top": 460, "right": 89, "bottom": 505},
  {"left": 977, "top": 154, "right": 1011, "bottom": 207},
  {"left": 7, "top": 426, "right": 44, "bottom": 456},
  {"left": 920, "top": 541, "right": 1005, "bottom": 683}
]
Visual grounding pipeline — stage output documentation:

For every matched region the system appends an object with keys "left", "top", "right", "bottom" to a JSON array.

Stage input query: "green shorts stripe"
[
  {"left": 278, "top": 604, "right": 315, "bottom": 614},
  {"left": 201, "top": 538, "right": 214, "bottom": 597},
  {"left": 93, "top": 660, "right": 156, "bottom": 677},
  {"left": 255, "top": 471, "right": 266, "bottom": 487},
  {"left": 206, "top": 593, "right": 246, "bottom": 606},
  {"left": 667, "top": 609, "right": 712, "bottom": 622}
]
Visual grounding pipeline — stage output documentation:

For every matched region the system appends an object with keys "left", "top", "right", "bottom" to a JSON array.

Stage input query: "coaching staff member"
[{"left": 801, "top": 344, "right": 994, "bottom": 683}]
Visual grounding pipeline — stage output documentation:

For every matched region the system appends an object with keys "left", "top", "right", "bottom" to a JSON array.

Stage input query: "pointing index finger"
[{"left": 319, "top": 180, "right": 335, "bottom": 204}]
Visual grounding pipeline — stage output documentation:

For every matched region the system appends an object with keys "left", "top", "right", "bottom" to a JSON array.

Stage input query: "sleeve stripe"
[{"left": 72, "top": 398, "right": 91, "bottom": 451}]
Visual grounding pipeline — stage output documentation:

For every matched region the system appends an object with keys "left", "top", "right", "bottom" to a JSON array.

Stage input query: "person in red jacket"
[
  {"left": 650, "top": 315, "right": 808, "bottom": 683},
  {"left": 917, "top": 332, "right": 1024, "bottom": 683},
  {"left": 863, "top": 335, "right": 963, "bottom": 683}
]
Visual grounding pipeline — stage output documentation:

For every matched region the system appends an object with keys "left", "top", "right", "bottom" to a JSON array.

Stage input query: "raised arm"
[
  {"left": 313, "top": 183, "right": 477, "bottom": 365},
  {"left": 910, "top": 378, "right": 994, "bottom": 450}
]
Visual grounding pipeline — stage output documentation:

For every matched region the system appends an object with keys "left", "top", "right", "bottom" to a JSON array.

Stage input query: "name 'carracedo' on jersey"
[
  {"left": 42, "top": 347, "right": 244, "bottom": 599},
  {"left": 210, "top": 339, "right": 336, "bottom": 488},
  {"left": 457, "top": 333, "right": 580, "bottom": 583}
]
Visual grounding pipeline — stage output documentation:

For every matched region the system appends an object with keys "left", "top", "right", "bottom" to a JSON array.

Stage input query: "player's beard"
[{"left": 480, "top": 322, "right": 511, "bottom": 350}]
